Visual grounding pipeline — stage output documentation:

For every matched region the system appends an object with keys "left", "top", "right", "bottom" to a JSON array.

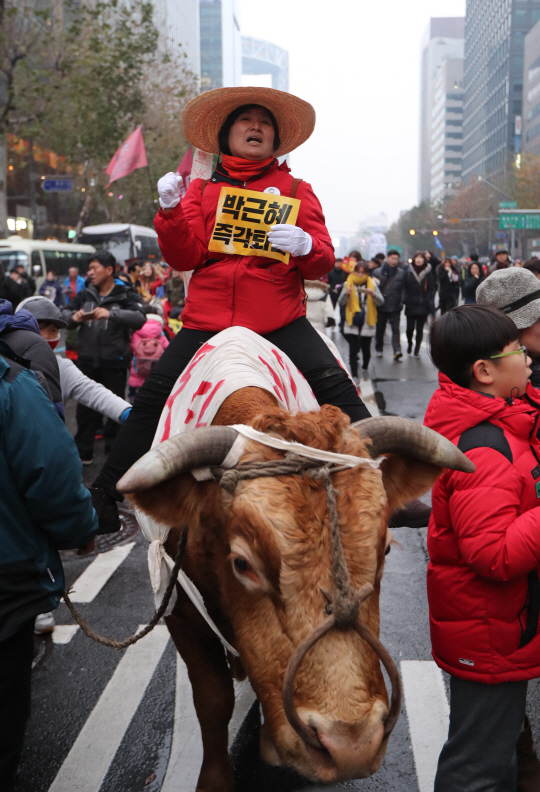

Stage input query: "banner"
[
  {"left": 105, "top": 126, "right": 148, "bottom": 187},
  {"left": 208, "top": 186, "right": 301, "bottom": 265},
  {"left": 176, "top": 148, "right": 193, "bottom": 200}
]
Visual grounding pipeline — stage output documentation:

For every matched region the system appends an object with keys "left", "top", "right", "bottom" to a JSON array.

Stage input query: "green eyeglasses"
[{"left": 489, "top": 345, "right": 528, "bottom": 360}]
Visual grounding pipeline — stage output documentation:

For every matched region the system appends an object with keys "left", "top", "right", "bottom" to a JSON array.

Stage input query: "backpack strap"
[
  {"left": 291, "top": 178, "right": 303, "bottom": 199},
  {"left": 0, "top": 338, "right": 30, "bottom": 384}
]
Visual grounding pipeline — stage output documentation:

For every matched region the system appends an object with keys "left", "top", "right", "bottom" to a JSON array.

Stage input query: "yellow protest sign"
[{"left": 208, "top": 186, "right": 301, "bottom": 265}]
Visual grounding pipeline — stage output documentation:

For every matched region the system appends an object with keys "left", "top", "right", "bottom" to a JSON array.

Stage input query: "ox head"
[{"left": 118, "top": 407, "right": 473, "bottom": 784}]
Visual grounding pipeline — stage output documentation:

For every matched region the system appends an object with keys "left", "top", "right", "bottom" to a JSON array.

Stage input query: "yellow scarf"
[{"left": 345, "top": 274, "right": 377, "bottom": 327}]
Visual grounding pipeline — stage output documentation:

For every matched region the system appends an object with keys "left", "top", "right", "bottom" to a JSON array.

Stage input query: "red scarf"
[{"left": 221, "top": 155, "right": 275, "bottom": 182}]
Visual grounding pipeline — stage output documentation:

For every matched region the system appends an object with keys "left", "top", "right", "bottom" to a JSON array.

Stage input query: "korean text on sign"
[{"left": 208, "top": 187, "right": 301, "bottom": 265}]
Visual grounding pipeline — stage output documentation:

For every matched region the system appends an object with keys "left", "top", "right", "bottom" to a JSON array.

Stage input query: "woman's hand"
[
  {"left": 364, "top": 288, "right": 375, "bottom": 297},
  {"left": 158, "top": 172, "right": 183, "bottom": 209},
  {"left": 345, "top": 285, "right": 354, "bottom": 295},
  {"left": 267, "top": 224, "right": 312, "bottom": 257}
]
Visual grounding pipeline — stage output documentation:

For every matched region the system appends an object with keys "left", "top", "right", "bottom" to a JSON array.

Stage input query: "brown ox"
[{"left": 118, "top": 387, "right": 472, "bottom": 791}]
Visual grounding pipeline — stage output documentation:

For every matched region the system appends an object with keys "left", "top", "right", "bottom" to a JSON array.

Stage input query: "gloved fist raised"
[
  {"left": 157, "top": 172, "right": 183, "bottom": 209},
  {"left": 267, "top": 224, "right": 312, "bottom": 257}
]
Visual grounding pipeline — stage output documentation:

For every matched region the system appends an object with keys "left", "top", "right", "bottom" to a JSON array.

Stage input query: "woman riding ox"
[{"left": 92, "top": 86, "right": 426, "bottom": 529}]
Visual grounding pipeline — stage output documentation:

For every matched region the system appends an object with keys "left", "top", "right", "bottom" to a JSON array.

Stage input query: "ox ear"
[
  {"left": 351, "top": 416, "right": 474, "bottom": 514},
  {"left": 378, "top": 455, "right": 441, "bottom": 513},
  {"left": 126, "top": 472, "right": 223, "bottom": 534}
]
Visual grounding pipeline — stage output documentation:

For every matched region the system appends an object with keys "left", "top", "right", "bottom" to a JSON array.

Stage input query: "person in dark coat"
[
  {"left": 436, "top": 258, "right": 461, "bottom": 314},
  {"left": 402, "top": 251, "right": 435, "bottom": 357},
  {"left": 461, "top": 262, "right": 484, "bottom": 304},
  {"left": 327, "top": 259, "right": 346, "bottom": 308},
  {"left": 0, "top": 342, "right": 97, "bottom": 790},
  {"left": 62, "top": 250, "right": 146, "bottom": 464},
  {"left": 39, "top": 270, "right": 65, "bottom": 307},
  {"left": 373, "top": 249, "right": 406, "bottom": 360}
]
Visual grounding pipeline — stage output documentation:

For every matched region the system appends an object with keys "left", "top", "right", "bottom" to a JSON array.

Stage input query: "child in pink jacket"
[{"left": 128, "top": 314, "right": 169, "bottom": 401}]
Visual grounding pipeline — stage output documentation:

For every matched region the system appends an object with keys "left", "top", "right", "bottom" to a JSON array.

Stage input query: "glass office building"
[{"left": 463, "top": 0, "right": 540, "bottom": 180}]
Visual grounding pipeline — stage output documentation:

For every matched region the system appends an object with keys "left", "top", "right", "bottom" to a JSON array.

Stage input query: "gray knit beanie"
[{"left": 476, "top": 268, "right": 540, "bottom": 329}]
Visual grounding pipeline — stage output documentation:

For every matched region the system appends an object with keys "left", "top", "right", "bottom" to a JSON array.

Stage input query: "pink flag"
[
  {"left": 105, "top": 126, "right": 148, "bottom": 187},
  {"left": 176, "top": 148, "right": 192, "bottom": 200}
]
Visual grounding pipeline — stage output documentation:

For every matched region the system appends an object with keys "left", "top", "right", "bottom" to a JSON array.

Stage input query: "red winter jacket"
[
  {"left": 154, "top": 160, "right": 334, "bottom": 335},
  {"left": 424, "top": 374, "right": 540, "bottom": 683}
]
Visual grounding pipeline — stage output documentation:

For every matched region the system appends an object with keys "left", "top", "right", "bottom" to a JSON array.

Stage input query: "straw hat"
[{"left": 182, "top": 87, "right": 316, "bottom": 158}]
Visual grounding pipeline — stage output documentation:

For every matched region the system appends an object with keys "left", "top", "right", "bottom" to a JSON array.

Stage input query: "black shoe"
[
  {"left": 90, "top": 487, "right": 121, "bottom": 534},
  {"left": 407, "top": 343, "right": 412, "bottom": 355},
  {"left": 389, "top": 498, "right": 431, "bottom": 528},
  {"left": 394, "top": 352, "right": 403, "bottom": 361}
]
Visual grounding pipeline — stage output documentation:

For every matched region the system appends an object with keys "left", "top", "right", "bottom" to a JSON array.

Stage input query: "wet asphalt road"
[{"left": 13, "top": 327, "right": 540, "bottom": 792}]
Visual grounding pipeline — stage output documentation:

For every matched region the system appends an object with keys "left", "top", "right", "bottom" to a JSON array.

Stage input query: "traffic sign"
[
  {"left": 500, "top": 211, "right": 540, "bottom": 230},
  {"left": 499, "top": 201, "right": 517, "bottom": 209},
  {"left": 41, "top": 177, "right": 73, "bottom": 193}
]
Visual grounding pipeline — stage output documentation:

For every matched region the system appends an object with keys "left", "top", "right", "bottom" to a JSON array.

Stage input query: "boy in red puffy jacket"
[{"left": 425, "top": 305, "right": 540, "bottom": 791}]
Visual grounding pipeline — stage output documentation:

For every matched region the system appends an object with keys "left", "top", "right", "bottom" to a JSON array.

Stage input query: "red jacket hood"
[{"left": 424, "top": 373, "right": 540, "bottom": 442}]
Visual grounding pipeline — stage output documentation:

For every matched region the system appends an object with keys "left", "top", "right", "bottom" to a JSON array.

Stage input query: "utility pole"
[{"left": 28, "top": 138, "right": 36, "bottom": 239}]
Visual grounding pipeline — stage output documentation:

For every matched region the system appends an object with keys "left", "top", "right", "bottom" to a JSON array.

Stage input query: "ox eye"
[{"left": 234, "top": 556, "right": 249, "bottom": 573}]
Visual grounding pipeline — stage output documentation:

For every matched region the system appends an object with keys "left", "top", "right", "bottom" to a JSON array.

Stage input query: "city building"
[
  {"left": 523, "top": 18, "right": 540, "bottom": 154},
  {"left": 241, "top": 37, "right": 289, "bottom": 91},
  {"left": 151, "top": 0, "right": 201, "bottom": 79},
  {"left": 419, "top": 17, "right": 465, "bottom": 203},
  {"left": 200, "top": 0, "right": 242, "bottom": 91},
  {"left": 462, "top": 0, "right": 540, "bottom": 181},
  {"left": 430, "top": 59, "right": 464, "bottom": 202}
]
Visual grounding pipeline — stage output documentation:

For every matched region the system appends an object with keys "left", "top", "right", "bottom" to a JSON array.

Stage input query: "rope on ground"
[{"left": 62, "top": 527, "right": 188, "bottom": 650}]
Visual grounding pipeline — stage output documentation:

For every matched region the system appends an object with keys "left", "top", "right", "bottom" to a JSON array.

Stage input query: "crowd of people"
[
  {"left": 3, "top": 80, "right": 540, "bottom": 792},
  {"left": 328, "top": 246, "right": 540, "bottom": 384}
]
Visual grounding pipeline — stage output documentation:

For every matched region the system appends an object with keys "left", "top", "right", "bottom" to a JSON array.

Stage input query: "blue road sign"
[{"left": 42, "top": 178, "right": 73, "bottom": 193}]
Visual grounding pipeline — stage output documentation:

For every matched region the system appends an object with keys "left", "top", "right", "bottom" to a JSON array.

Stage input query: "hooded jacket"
[
  {"left": 0, "top": 298, "right": 61, "bottom": 405},
  {"left": 154, "top": 160, "right": 334, "bottom": 335},
  {"left": 63, "top": 283, "right": 145, "bottom": 368},
  {"left": 424, "top": 374, "right": 540, "bottom": 683},
  {"left": 0, "top": 350, "right": 97, "bottom": 640}
]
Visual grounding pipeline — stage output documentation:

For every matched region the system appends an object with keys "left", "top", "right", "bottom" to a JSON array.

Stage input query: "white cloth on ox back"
[{"left": 135, "top": 327, "right": 377, "bottom": 656}]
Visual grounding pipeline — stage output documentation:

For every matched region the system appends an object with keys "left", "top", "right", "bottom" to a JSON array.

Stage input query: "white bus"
[
  {"left": 0, "top": 236, "right": 96, "bottom": 289},
  {"left": 77, "top": 223, "right": 161, "bottom": 266}
]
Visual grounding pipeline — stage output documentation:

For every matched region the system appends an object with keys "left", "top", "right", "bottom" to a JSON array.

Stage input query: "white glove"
[
  {"left": 267, "top": 224, "right": 313, "bottom": 257},
  {"left": 157, "top": 172, "right": 182, "bottom": 209}
]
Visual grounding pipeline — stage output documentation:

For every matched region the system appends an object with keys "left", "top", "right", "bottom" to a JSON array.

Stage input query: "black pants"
[
  {"left": 75, "top": 366, "right": 128, "bottom": 459},
  {"left": 434, "top": 676, "right": 527, "bottom": 792},
  {"left": 94, "top": 317, "right": 370, "bottom": 493},
  {"left": 406, "top": 314, "right": 427, "bottom": 353},
  {"left": 375, "top": 311, "right": 402, "bottom": 354},
  {"left": 344, "top": 335, "right": 372, "bottom": 377},
  {"left": 0, "top": 620, "right": 34, "bottom": 791},
  {"left": 439, "top": 297, "right": 457, "bottom": 315}
]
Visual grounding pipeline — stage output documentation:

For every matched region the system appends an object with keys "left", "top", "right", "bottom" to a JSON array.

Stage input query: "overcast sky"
[{"left": 239, "top": 0, "right": 466, "bottom": 240}]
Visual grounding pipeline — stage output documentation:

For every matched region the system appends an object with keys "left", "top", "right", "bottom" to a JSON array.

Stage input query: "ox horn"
[
  {"left": 352, "top": 416, "right": 475, "bottom": 473},
  {"left": 117, "top": 426, "right": 238, "bottom": 493}
]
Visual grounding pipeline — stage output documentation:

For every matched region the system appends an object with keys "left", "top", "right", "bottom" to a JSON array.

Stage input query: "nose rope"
[{"left": 212, "top": 453, "right": 402, "bottom": 746}]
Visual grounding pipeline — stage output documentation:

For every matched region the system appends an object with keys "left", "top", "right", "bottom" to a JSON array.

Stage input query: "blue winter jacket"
[
  {"left": 63, "top": 274, "right": 86, "bottom": 303},
  {"left": 0, "top": 347, "right": 98, "bottom": 640}
]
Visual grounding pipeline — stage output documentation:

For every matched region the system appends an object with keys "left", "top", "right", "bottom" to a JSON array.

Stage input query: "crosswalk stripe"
[
  {"left": 48, "top": 625, "right": 169, "bottom": 792},
  {"left": 360, "top": 378, "right": 380, "bottom": 417},
  {"left": 401, "top": 660, "right": 449, "bottom": 792},
  {"left": 161, "top": 653, "right": 202, "bottom": 792},
  {"left": 161, "top": 654, "right": 257, "bottom": 791},
  {"left": 67, "top": 542, "right": 135, "bottom": 603},
  {"left": 52, "top": 625, "right": 79, "bottom": 644}
]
